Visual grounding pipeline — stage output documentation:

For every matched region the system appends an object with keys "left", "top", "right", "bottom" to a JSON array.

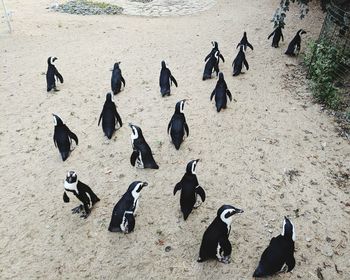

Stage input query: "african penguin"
[
  {"left": 198, "top": 205, "right": 244, "bottom": 264},
  {"left": 173, "top": 159, "right": 205, "bottom": 220},
  {"left": 232, "top": 45, "right": 249, "bottom": 76},
  {"left": 63, "top": 171, "right": 100, "bottom": 219},
  {"left": 46, "top": 57, "right": 63, "bottom": 92},
  {"left": 108, "top": 181, "right": 148, "bottom": 233},
  {"left": 285, "top": 29, "right": 307, "bottom": 56},
  {"left": 210, "top": 72, "right": 232, "bottom": 112},
  {"left": 167, "top": 99, "right": 189, "bottom": 150},
  {"left": 52, "top": 114, "right": 78, "bottom": 161},
  {"left": 205, "top": 41, "right": 225, "bottom": 65},
  {"left": 111, "top": 62, "right": 125, "bottom": 95},
  {"left": 253, "top": 217, "right": 296, "bottom": 277},
  {"left": 236, "top": 32, "right": 254, "bottom": 51},
  {"left": 98, "top": 92, "right": 123, "bottom": 139},
  {"left": 159, "top": 61, "right": 178, "bottom": 97},
  {"left": 203, "top": 50, "right": 221, "bottom": 81},
  {"left": 129, "top": 124, "right": 159, "bottom": 169},
  {"left": 268, "top": 26, "right": 284, "bottom": 48}
]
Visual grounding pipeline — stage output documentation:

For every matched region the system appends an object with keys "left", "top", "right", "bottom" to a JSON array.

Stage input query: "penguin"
[
  {"left": 159, "top": 61, "right": 178, "bottom": 97},
  {"left": 98, "top": 92, "right": 122, "bottom": 139},
  {"left": 129, "top": 124, "right": 159, "bottom": 169},
  {"left": 204, "top": 41, "right": 225, "bottom": 64},
  {"left": 52, "top": 114, "right": 78, "bottom": 161},
  {"left": 111, "top": 62, "right": 125, "bottom": 95},
  {"left": 236, "top": 32, "right": 254, "bottom": 51},
  {"left": 63, "top": 171, "right": 100, "bottom": 219},
  {"left": 285, "top": 29, "right": 307, "bottom": 56},
  {"left": 203, "top": 50, "right": 221, "bottom": 81},
  {"left": 268, "top": 26, "right": 284, "bottom": 48},
  {"left": 198, "top": 205, "right": 244, "bottom": 264},
  {"left": 232, "top": 45, "right": 249, "bottom": 76},
  {"left": 173, "top": 159, "right": 205, "bottom": 220},
  {"left": 108, "top": 181, "right": 148, "bottom": 233},
  {"left": 46, "top": 57, "right": 63, "bottom": 92},
  {"left": 210, "top": 72, "right": 232, "bottom": 112},
  {"left": 167, "top": 99, "right": 189, "bottom": 150},
  {"left": 253, "top": 217, "right": 296, "bottom": 277}
]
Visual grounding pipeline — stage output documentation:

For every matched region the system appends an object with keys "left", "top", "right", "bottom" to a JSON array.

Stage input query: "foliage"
[
  {"left": 272, "top": 0, "right": 310, "bottom": 28},
  {"left": 304, "top": 39, "right": 349, "bottom": 109}
]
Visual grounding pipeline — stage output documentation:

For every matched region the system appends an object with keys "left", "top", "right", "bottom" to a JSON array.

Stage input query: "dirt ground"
[{"left": 0, "top": 0, "right": 349, "bottom": 279}]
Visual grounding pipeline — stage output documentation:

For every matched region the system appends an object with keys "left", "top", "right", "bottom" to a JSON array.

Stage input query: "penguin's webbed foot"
[
  {"left": 54, "top": 88, "right": 60, "bottom": 92},
  {"left": 80, "top": 212, "right": 90, "bottom": 219},
  {"left": 71, "top": 205, "right": 83, "bottom": 214},
  {"left": 219, "top": 255, "right": 231, "bottom": 264}
]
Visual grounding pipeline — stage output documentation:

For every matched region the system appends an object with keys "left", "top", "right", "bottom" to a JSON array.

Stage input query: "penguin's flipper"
[
  {"left": 247, "top": 42, "right": 254, "bottom": 50},
  {"left": 184, "top": 122, "right": 189, "bottom": 137},
  {"left": 268, "top": 30, "right": 275, "bottom": 40},
  {"left": 244, "top": 59, "right": 249, "bottom": 70},
  {"left": 67, "top": 128, "right": 78, "bottom": 145},
  {"left": 115, "top": 111, "right": 123, "bottom": 127},
  {"left": 63, "top": 192, "right": 70, "bottom": 203},
  {"left": 167, "top": 121, "right": 172, "bottom": 135},
  {"left": 54, "top": 67, "right": 64, "bottom": 83},
  {"left": 98, "top": 111, "right": 103, "bottom": 126},
  {"left": 170, "top": 75, "right": 178, "bottom": 87},
  {"left": 130, "top": 151, "right": 138, "bottom": 166},
  {"left": 53, "top": 135, "right": 57, "bottom": 147},
  {"left": 281, "top": 32, "right": 284, "bottom": 41},
  {"left": 286, "top": 256, "right": 296, "bottom": 272},
  {"left": 204, "top": 53, "right": 211, "bottom": 62},
  {"left": 124, "top": 212, "right": 135, "bottom": 233},
  {"left": 121, "top": 76, "right": 126, "bottom": 87},
  {"left": 173, "top": 182, "right": 182, "bottom": 195},
  {"left": 195, "top": 186, "right": 206, "bottom": 202},
  {"left": 219, "top": 54, "right": 225, "bottom": 63},
  {"left": 226, "top": 90, "right": 233, "bottom": 102},
  {"left": 236, "top": 43, "right": 240, "bottom": 49},
  {"left": 210, "top": 89, "right": 215, "bottom": 101}
]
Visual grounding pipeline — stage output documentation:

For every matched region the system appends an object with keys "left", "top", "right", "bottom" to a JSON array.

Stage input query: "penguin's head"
[
  {"left": 113, "top": 62, "right": 121, "bottom": 70},
  {"left": 217, "top": 205, "right": 244, "bottom": 226},
  {"left": 211, "top": 41, "right": 218, "bottom": 49},
  {"left": 175, "top": 99, "right": 186, "bottom": 114},
  {"left": 129, "top": 123, "right": 143, "bottom": 140},
  {"left": 52, "top": 114, "right": 63, "bottom": 126},
  {"left": 48, "top": 57, "right": 57, "bottom": 65},
  {"left": 218, "top": 72, "right": 224, "bottom": 80},
  {"left": 298, "top": 29, "right": 306, "bottom": 35},
  {"left": 128, "top": 181, "right": 148, "bottom": 199},
  {"left": 161, "top": 60, "right": 166, "bottom": 68},
  {"left": 281, "top": 216, "right": 296, "bottom": 241},
  {"left": 63, "top": 171, "right": 79, "bottom": 199},
  {"left": 106, "top": 92, "right": 114, "bottom": 103},
  {"left": 186, "top": 159, "right": 199, "bottom": 175},
  {"left": 243, "top": 31, "right": 247, "bottom": 37}
]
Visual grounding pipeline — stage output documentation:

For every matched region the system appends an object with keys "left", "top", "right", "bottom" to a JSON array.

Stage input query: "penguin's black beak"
[
  {"left": 142, "top": 182, "right": 148, "bottom": 187},
  {"left": 196, "top": 159, "right": 200, "bottom": 162},
  {"left": 235, "top": 208, "right": 244, "bottom": 214},
  {"left": 128, "top": 123, "right": 133, "bottom": 128}
]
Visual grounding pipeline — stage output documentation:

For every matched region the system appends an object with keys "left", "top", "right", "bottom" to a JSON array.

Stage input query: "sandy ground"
[{"left": 0, "top": 0, "right": 349, "bottom": 279}]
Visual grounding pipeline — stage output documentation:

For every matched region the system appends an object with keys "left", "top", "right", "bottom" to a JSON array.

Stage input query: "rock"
[{"left": 165, "top": 246, "right": 171, "bottom": 252}]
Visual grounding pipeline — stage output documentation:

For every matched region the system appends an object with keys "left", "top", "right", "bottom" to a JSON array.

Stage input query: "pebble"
[{"left": 53, "top": 0, "right": 123, "bottom": 15}]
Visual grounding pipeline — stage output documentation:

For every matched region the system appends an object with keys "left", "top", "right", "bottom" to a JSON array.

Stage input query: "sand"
[{"left": 0, "top": 0, "right": 349, "bottom": 279}]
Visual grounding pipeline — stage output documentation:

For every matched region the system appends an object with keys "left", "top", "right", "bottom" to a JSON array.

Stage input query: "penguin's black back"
[
  {"left": 160, "top": 67, "right": 171, "bottom": 94},
  {"left": 133, "top": 138, "right": 158, "bottom": 169},
  {"left": 169, "top": 113, "right": 186, "bottom": 150},
  {"left": 101, "top": 102, "right": 117, "bottom": 138},
  {"left": 214, "top": 80, "right": 227, "bottom": 111},
  {"left": 199, "top": 217, "right": 228, "bottom": 260},
  {"left": 46, "top": 65, "right": 56, "bottom": 91},
  {"left": 253, "top": 235, "right": 295, "bottom": 277},
  {"left": 111, "top": 68, "right": 122, "bottom": 94},
  {"left": 54, "top": 125, "right": 71, "bottom": 156},
  {"left": 179, "top": 174, "right": 198, "bottom": 218},
  {"left": 108, "top": 192, "right": 134, "bottom": 231},
  {"left": 203, "top": 55, "right": 217, "bottom": 80}
]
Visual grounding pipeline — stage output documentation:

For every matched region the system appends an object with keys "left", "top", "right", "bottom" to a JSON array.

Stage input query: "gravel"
[
  {"left": 129, "top": 0, "right": 153, "bottom": 3},
  {"left": 53, "top": 0, "right": 123, "bottom": 15}
]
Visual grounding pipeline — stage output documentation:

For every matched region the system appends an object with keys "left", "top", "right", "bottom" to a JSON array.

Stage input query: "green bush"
[{"left": 304, "top": 40, "right": 345, "bottom": 109}]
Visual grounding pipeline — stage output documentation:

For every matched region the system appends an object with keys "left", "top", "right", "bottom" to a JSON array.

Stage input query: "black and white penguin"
[
  {"left": 253, "top": 217, "right": 296, "bottom": 277},
  {"left": 98, "top": 92, "right": 122, "bottom": 139},
  {"left": 285, "top": 29, "right": 307, "bottom": 56},
  {"left": 167, "top": 99, "right": 189, "bottom": 150},
  {"left": 204, "top": 41, "right": 225, "bottom": 64},
  {"left": 210, "top": 72, "right": 232, "bottom": 112},
  {"left": 63, "top": 171, "right": 100, "bottom": 219},
  {"left": 108, "top": 181, "right": 148, "bottom": 233},
  {"left": 198, "top": 205, "right": 244, "bottom": 264},
  {"left": 111, "top": 62, "right": 125, "bottom": 95},
  {"left": 268, "top": 26, "right": 284, "bottom": 48},
  {"left": 232, "top": 45, "right": 249, "bottom": 76},
  {"left": 203, "top": 50, "right": 221, "bottom": 81},
  {"left": 173, "top": 159, "right": 205, "bottom": 220},
  {"left": 46, "top": 56, "right": 63, "bottom": 92},
  {"left": 159, "top": 61, "right": 178, "bottom": 97},
  {"left": 129, "top": 124, "right": 159, "bottom": 169},
  {"left": 52, "top": 114, "right": 78, "bottom": 161},
  {"left": 236, "top": 32, "right": 254, "bottom": 51}
]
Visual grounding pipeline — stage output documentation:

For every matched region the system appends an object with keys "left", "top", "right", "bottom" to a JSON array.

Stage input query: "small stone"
[{"left": 165, "top": 246, "right": 171, "bottom": 252}]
